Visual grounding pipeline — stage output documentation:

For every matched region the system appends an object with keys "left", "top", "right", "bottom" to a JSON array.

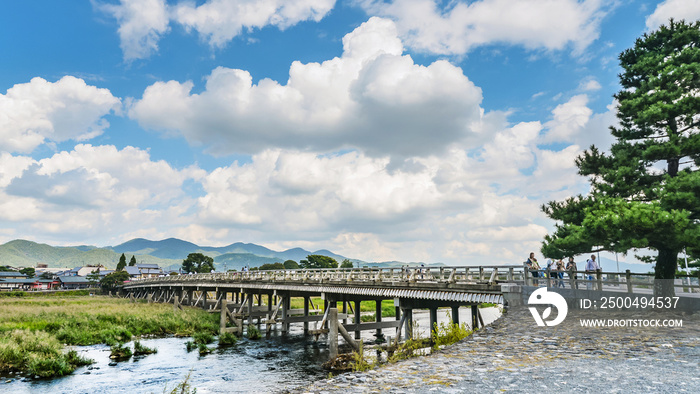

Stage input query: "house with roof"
[
  {"left": 0, "top": 271, "right": 28, "bottom": 280},
  {"left": 59, "top": 276, "right": 94, "bottom": 289},
  {"left": 124, "top": 266, "right": 142, "bottom": 279},
  {"left": 136, "top": 264, "right": 163, "bottom": 278}
]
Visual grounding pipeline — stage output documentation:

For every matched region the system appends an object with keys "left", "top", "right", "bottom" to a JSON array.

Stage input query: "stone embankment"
[{"left": 288, "top": 308, "right": 700, "bottom": 393}]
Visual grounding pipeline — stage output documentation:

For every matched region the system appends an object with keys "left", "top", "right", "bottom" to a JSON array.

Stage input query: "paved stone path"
[{"left": 285, "top": 307, "right": 700, "bottom": 393}]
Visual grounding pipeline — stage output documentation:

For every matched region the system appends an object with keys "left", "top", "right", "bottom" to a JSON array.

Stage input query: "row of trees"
[
  {"left": 179, "top": 253, "right": 357, "bottom": 273},
  {"left": 116, "top": 253, "right": 137, "bottom": 271}
]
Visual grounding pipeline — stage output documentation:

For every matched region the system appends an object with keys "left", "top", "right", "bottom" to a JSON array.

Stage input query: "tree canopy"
[
  {"left": 100, "top": 270, "right": 130, "bottom": 290},
  {"left": 129, "top": 255, "right": 137, "bottom": 266},
  {"left": 116, "top": 253, "right": 127, "bottom": 271},
  {"left": 255, "top": 262, "right": 285, "bottom": 270},
  {"left": 541, "top": 20, "right": 700, "bottom": 294},
  {"left": 19, "top": 267, "right": 35, "bottom": 278},
  {"left": 340, "top": 259, "right": 354, "bottom": 268},
  {"left": 181, "top": 253, "right": 215, "bottom": 274},
  {"left": 300, "top": 255, "right": 338, "bottom": 269},
  {"left": 283, "top": 260, "right": 299, "bottom": 269}
]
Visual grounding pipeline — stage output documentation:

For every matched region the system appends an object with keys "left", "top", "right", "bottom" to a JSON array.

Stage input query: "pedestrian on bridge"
[
  {"left": 566, "top": 257, "right": 578, "bottom": 289},
  {"left": 526, "top": 252, "right": 540, "bottom": 286},
  {"left": 556, "top": 259, "right": 565, "bottom": 288},
  {"left": 585, "top": 255, "right": 599, "bottom": 290}
]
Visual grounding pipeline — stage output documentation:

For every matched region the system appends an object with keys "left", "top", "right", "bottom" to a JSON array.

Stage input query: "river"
[{"left": 2, "top": 307, "right": 501, "bottom": 393}]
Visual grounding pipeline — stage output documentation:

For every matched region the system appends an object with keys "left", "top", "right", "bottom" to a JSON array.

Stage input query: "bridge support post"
[
  {"left": 375, "top": 300, "right": 383, "bottom": 340},
  {"left": 471, "top": 305, "right": 478, "bottom": 330},
  {"left": 281, "top": 295, "right": 289, "bottom": 333},
  {"left": 202, "top": 290, "right": 207, "bottom": 310},
  {"left": 174, "top": 295, "right": 180, "bottom": 311},
  {"left": 303, "top": 296, "right": 310, "bottom": 334},
  {"left": 329, "top": 308, "right": 338, "bottom": 359},
  {"left": 342, "top": 301, "right": 348, "bottom": 325},
  {"left": 354, "top": 300, "right": 361, "bottom": 339},
  {"left": 268, "top": 294, "right": 273, "bottom": 323},
  {"left": 147, "top": 293, "right": 152, "bottom": 304},
  {"left": 429, "top": 307, "right": 438, "bottom": 338},
  {"left": 403, "top": 308, "right": 413, "bottom": 340},
  {"left": 257, "top": 293, "right": 263, "bottom": 325},
  {"left": 451, "top": 306, "right": 459, "bottom": 325},
  {"left": 220, "top": 298, "right": 227, "bottom": 334},
  {"left": 247, "top": 293, "right": 254, "bottom": 326}
]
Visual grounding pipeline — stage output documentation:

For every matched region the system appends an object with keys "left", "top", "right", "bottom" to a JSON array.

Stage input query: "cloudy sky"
[{"left": 1, "top": 0, "right": 697, "bottom": 265}]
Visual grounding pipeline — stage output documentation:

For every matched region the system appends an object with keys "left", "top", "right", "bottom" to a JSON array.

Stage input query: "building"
[
  {"left": 58, "top": 276, "right": 94, "bottom": 289},
  {"left": 124, "top": 266, "right": 142, "bottom": 280},
  {"left": 75, "top": 265, "right": 105, "bottom": 277},
  {"left": 0, "top": 271, "right": 28, "bottom": 280},
  {"left": 0, "top": 277, "right": 60, "bottom": 291},
  {"left": 0, "top": 277, "right": 33, "bottom": 290},
  {"left": 136, "top": 264, "right": 163, "bottom": 278}
]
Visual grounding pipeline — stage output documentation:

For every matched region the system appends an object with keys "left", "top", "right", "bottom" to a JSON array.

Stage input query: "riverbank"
[
  {"left": 0, "top": 293, "right": 219, "bottom": 378},
  {"left": 290, "top": 308, "right": 700, "bottom": 393}
]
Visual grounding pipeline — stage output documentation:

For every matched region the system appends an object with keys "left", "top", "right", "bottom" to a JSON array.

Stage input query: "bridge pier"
[
  {"left": 451, "top": 306, "right": 459, "bottom": 325},
  {"left": 375, "top": 300, "right": 383, "bottom": 340},
  {"left": 429, "top": 307, "right": 438, "bottom": 337},
  {"left": 404, "top": 308, "right": 413, "bottom": 339},
  {"left": 354, "top": 300, "right": 361, "bottom": 339},
  {"left": 303, "top": 296, "right": 310, "bottom": 334},
  {"left": 247, "top": 292, "right": 254, "bottom": 325}
]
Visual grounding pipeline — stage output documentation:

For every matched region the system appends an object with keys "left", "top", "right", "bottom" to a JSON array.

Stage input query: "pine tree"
[
  {"left": 116, "top": 253, "right": 127, "bottom": 271},
  {"left": 129, "top": 255, "right": 137, "bottom": 267},
  {"left": 542, "top": 20, "right": 700, "bottom": 296}
]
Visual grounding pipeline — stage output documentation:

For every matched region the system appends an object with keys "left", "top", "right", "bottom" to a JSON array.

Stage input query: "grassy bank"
[{"left": 0, "top": 294, "right": 219, "bottom": 377}]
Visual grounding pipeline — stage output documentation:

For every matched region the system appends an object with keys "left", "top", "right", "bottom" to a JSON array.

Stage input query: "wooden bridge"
[
  {"left": 119, "top": 265, "right": 699, "bottom": 356},
  {"left": 120, "top": 266, "right": 524, "bottom": 354}
]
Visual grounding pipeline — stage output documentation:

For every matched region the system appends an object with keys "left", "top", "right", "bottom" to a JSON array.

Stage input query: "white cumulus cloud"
[
  {"left": 129, "top": 17, "right": 484, "bottom": 157},
  {"left": 173, "top": 0, "right": 336, "bottom": 47},
  {"left": 646, "top": 0, "right": 700, "bottom": 30},
  {"left": 0, "top": 145, "right": 201, "bottom": 243},
  {"left": 357, "top": 0, "right": 610, "bottom": 55},
  {"left": 99, "top": 0, "right": 170, "bottom": 61},
  {"left": 101, "top": 0, "right": 335, "bottom": 59},
  {"left": 0, "top": 76, "right": 120, "bottom": 153}
]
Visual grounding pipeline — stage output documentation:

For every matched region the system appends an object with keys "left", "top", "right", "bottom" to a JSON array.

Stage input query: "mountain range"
[
  {"left": 0, "top": 238, "right": 363, "bottom": 271},
  {"left": 0, "top": 238, "right": 655, "bottom": 273}
]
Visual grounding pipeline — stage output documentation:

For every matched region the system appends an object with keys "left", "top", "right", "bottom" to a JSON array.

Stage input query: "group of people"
[{"left": 525, "top": 252, "right": 600, "bottom": 288}]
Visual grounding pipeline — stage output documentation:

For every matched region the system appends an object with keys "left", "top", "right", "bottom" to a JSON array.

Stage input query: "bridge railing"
[
  {"left": 524, "top": 266, "right": 700, "bottom": 295},
  {"left": 124, "top": 265, "right": 527, "bottom": 287}
]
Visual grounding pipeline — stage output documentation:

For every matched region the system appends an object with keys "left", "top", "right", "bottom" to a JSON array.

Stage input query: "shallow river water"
[{"left": 3, "top": 307, "right": 500, "bottom": 393}]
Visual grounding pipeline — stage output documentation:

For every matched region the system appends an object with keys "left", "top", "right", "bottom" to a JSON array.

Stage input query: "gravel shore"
[{"left": 286, "top": 307, "right": 699, "bottom": 393}]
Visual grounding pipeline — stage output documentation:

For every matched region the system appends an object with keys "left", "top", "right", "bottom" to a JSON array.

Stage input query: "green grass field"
[{"left": 0, "top": 293, "right": 219, "bottom": 377}]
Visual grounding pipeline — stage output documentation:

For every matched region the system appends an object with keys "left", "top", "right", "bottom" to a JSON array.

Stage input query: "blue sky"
[{"left": 1, "top": 0, "right": 698, "bottom": 265}]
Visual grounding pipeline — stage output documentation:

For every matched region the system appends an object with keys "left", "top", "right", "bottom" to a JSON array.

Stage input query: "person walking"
[
  {"left": 526, "top": 252, "right": 540, "bottom": 286},
  {"left": 585, "top": 254, "right": 599, "bottom": 290},
  {"left": 556, "top": 258, "right": 565, "bottom": 288},
  {"left": 566, "top": 257, "right": 578, "bottom": 289}
]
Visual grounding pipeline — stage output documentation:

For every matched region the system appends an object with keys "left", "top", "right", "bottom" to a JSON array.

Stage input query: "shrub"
[
  {"left": 217, "top": 332, "right": 237, "bottom": 347},
  {"left": 109, "top": 343, "right": 132, "bottom": 360},
  {"left": 192, "top": 332, "right": 214, "bottom": 345},
  {"left": 246, "top": 325, "right": 261, "bottom": 340},
  {"left": 197, "top": 343, "right": 212, "bottom": 356},
  {"left": 133, "top": 340, "right": 157, "bottom": 356}
]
